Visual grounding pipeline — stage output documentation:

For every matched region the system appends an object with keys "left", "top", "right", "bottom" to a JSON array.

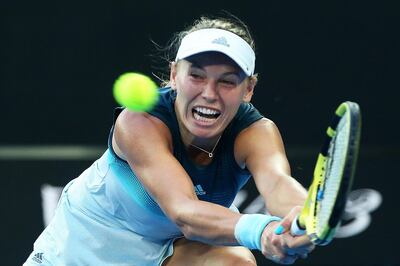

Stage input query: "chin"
[
  {"left": 189, "top": 125, "right": 223, "bottom": 139},
  {"left": 182, "top": 112, "right": 226, "bottom": 139}
]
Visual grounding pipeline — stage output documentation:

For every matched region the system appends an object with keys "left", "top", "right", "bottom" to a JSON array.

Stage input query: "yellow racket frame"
[{"left": 296, "top": 102, "right": 360, "bottom": 245}]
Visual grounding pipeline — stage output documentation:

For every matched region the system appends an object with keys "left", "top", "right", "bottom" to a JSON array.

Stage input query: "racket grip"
[{"left": 290, "top": 216, "right": 306, "bottom": 236}]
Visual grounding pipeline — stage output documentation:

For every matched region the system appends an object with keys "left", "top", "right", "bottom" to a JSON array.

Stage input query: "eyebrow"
[{"left": 189, "top": 63, "right": 241, "bottom": 78}]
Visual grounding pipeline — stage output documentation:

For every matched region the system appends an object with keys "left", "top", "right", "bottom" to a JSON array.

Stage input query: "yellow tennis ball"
[{"left": 113, "top": 72, "right": 159, "bottom": 112}]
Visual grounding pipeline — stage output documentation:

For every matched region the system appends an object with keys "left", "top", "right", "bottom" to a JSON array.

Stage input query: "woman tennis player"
[{"left": 25, "top": 14, "right": 314, "bottom": 265}]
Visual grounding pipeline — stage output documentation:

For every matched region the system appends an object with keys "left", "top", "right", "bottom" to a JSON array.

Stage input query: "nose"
[{"left": 201, "top": 80, "right": 218, "bottom": 102}]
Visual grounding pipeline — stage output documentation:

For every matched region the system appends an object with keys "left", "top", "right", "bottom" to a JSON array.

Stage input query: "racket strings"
[{"left": 316, "top": 114, "right": 350, "bottom": 236}]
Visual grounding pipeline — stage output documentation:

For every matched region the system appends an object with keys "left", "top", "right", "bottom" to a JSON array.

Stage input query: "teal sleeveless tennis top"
[{"left": 108, "top": 87, "right": 263, "bottom": 212}]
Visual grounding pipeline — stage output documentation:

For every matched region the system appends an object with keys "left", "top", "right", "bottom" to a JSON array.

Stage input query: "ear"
[
  {"left": 170, "top": 62, "right": 177, "bottom": 89},
  {"left": 242, "top": 76, "right": 257, "bottom": 102}
]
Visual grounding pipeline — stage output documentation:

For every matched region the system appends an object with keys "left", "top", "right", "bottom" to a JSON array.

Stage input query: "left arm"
[
  {"left": 234, "top": 118, "right": 307, "bottom": 217},
  {"left": 235, "top": 118, "right": 315, "bottom": 263}
]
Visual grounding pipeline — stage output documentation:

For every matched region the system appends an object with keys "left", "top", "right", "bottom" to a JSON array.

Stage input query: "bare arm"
[
  {"left": 233, "top": 118, "right": 315, "bottom": 263},
  {"left": 113, "top": 109, "right": 242, "bottom": 245},
  {"left": 235, "top": 118, "right": 307, "bottom": 217}
]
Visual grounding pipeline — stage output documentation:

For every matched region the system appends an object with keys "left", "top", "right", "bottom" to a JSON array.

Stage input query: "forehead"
[{"left": 184, "top": 52, "right": 243, "bottom": 73}]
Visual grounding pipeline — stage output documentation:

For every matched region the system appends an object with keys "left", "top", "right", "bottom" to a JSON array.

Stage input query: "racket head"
[{"left": 299, "top": 101, "right": 361, "bottom": 245}]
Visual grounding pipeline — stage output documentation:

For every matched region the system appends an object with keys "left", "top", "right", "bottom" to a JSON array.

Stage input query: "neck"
[
  {"left": 189, "top": 134, "right": 220, "bottom": 149},
  {"left": 181, "top": 130, "right": 221, "bottom": 155},
  {"left": 174, "top": 104, "right": 222, "bottom": 159},
  {"left": 189, "top": 134, "right": 222, "bottom": 158},
  {"left": 178, "top": 123, "right": 222, "bottom": 158}
]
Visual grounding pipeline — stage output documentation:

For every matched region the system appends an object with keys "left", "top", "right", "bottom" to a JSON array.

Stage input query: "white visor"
[{"left": 175, "top": 28, "right": 255, "bottom": 76}]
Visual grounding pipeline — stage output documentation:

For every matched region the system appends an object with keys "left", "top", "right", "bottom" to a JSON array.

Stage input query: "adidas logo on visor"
[{"left": 212, "top": 37, "right": 230, "bottom": 47}]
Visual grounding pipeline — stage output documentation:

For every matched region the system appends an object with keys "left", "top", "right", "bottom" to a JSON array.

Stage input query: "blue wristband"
[{"left": 234, "top": 214, "right": 282, "bottom": 251}]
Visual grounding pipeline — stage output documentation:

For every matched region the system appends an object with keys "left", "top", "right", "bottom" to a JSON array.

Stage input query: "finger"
[
  {"left": 283, "top": 255, "right": 298, "bottom": 265},
  {"left": 285, "top": 247, "right": 312, "bottom": 257},
  {"left": 286, "top": 249, "right": 296, "bottom": 256},
  {"left": 281, "top": 235, "right": 315, "bottom": 257},
  {"left": 271, "top": 255, "right": 281, "bottom": 263},
  {"left": 275, "top": 207, "right": 302, "bottom": 235},
  {"left": 281, "top": 232, "right": 314, "bottom": 248},
  {"left": 290, "top": 234, "right": 315, "bottom": 249},
  {"left": 274, "top": 216, "right": 294, "bottom": 235},
  {"left": 275, "top": 254, "right": 299, "bottom": 265},
  {"left": 300, "top": 253, "right": 308, "bottom": 259},
  {"left": 261, "top": 232, "right": 284, "bottom": 261},
  {"left": 280, "top": 231, "right": 310, "bottom": 249},
  {"left": 265, "top": 236, "right": 287, "bottom": 262}
]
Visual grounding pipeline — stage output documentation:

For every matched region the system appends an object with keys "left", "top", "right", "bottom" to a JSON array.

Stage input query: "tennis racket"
[{"left": 290, "top": 101, "right": 362, "bottom": 245}]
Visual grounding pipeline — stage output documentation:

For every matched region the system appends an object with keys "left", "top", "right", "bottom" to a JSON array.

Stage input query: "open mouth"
[{"left": 192, "top": 106, "right": 221, "bottom": 122}]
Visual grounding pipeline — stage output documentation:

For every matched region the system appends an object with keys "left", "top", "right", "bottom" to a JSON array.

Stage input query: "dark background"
[{"left": 1, "top": 1, "right": 399, "bottom": 265}]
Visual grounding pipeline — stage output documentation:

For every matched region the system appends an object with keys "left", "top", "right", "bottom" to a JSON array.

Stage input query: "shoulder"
[
  {"left": 239, "top": 117, "right": 278, "bottom": 134},
  {"left": 116, "top": 108, "right": 166, "bottom": 132},
  {"left": 234, "top": 118, "right": 284, "bottom": 166},
  {"left": 233, "top": 102, "right": 263, "bottom": 126},
  {"left": 235, "top": 118, "right": 281, "bottom": 148},
  {"left": 113, "top": 109, "right": 173, "bottom": 158},
  {"left": 227, "top": 102, "right": 264, "bottom": 142}
]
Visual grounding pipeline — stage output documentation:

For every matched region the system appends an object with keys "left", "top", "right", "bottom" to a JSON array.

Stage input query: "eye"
[
  {"left": 190, "top": 72, "right": 202, "bottom": 79},
  {"left": 189, "top": 69, "right": 205, "bottom": 80},
  {"left": 220, "top": 79, "right": 236, "bottom": 85},
  {"left": 219, "top": 76, "right": 239, "bottom": 86}
]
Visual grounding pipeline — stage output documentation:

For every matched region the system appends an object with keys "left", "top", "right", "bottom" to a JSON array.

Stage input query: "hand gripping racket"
[{"left": 290, "top": 101, "right": 362, "bottom": 245}]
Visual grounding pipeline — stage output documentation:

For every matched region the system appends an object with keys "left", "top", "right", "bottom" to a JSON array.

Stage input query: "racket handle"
[{"left": 290, "top": 216, "right": 306, "bottom": 236}]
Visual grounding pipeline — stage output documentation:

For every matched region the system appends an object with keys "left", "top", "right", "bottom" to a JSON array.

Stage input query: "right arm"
[
  {"left": 113, "top": 109, "right": 243, "bottom": 245},
  {"left": 113, "top": 110, "right": 310, "bottom": 264}
]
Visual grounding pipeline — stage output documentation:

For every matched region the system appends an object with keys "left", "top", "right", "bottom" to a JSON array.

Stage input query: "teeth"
[
  {"left": 194, "top": 107, "right": 220, "bottom": 115},
  {"left": 194, "top": 112, "right": 215, "bottom": 122}
]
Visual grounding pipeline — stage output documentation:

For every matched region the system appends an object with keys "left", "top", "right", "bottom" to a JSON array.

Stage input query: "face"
[{"left": 170, "top": 52, "right": 256, "bottom": 140}]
